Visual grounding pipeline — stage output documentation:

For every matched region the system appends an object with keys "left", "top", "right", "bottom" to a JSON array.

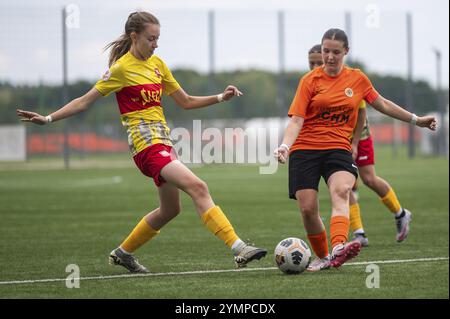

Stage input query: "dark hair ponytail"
[
  {"left": 308, "top": 44, "right": 322, "bottom": 54},
  {"left": 321, "top": 28, "right": 349, "bottom": 49},
  {"left": 105, "top": 11, "right": 160, "bottom": 67}
]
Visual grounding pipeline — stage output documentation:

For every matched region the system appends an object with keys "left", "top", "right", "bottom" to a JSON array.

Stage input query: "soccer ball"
[{"left": 274, "top": 237, "right": 311, "bottom": 274}]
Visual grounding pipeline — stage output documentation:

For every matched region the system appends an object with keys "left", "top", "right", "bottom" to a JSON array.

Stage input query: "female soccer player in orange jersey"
[
  {"left": 274, "top": 29, "right": 436, "bottom": 271},
  {"left": 308, "top": 44, "right": 414, "bottom": 248},
  {"left": 17, "top": 11, "right": 266, "bottom": 273}
]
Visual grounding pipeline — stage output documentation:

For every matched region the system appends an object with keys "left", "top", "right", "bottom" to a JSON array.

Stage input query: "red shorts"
[
  {"left": 355, "top": 136, "right": 375, "bottom": 167},
  {"left": 133, "top": 144, "right": 178, "bottom": 187}
]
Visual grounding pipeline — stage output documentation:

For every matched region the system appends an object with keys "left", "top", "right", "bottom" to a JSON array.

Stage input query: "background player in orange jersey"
[
  {"left": 307, "top": 45, "right": 413, "bottom": 248},
  {"left": 17, "top": 11, "right": 267, "bottom": 273},
  {"left": 274, "top": 29, "right": 436, "bottom": 271}
]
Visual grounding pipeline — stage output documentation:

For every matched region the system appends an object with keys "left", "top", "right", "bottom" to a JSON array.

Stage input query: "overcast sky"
[{"left": 0, "top": 0, "right": 448, "bottom": 88}]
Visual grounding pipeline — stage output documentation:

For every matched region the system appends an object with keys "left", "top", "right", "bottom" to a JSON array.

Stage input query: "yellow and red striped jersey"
[
  {"left": 95, "top": 52, "right": 181, "bottom": 155},
  {"left": 357, "top": 100, "right": 371, "bottom": 140}
]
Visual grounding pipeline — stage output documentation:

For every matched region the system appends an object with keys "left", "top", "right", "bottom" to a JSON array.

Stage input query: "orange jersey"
[
  {"left": 288, "top": 66, "right": 379, "bottom": 152},
  {"left": 95, "top": 52, "right": 181, "bottom": 155}
]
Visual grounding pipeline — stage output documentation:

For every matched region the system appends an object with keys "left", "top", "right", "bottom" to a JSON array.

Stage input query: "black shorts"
[{"left": 288, "top": 149, "right": 358, "bottom": 199}]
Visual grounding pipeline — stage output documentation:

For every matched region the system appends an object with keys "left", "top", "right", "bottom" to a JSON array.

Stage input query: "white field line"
[{"left": 0, "top": 257, "right": 447, "bottom": 286}]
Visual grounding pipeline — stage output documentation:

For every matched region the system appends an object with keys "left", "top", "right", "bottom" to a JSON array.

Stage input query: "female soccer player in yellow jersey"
[
  {"left": 17, "top": 11, "right": 266, "bottom": 273},
  {"left": 308, "top": 44, "right": 414, "bottom": 247}
]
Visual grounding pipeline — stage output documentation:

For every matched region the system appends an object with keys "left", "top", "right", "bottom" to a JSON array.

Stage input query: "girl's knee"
[
  {"left": 332, "top": 183, "right": 352, "bottom": 199},
  {"left": 188, "top": 179, "right": 210, "bottom": 199},
  {"left": 299, "top": 204, "right": 319, "bottom": 218}
]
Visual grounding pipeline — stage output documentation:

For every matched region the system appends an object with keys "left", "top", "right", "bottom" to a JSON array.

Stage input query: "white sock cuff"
[
  {"left": 231, "top": 239, "right": 245, "bottom": 252},
  {"left": 119, "top": 247, "right": 131, "bottom": 255},
  {"left": 394, "top": 209, "right": 403, "bottom": 217}
]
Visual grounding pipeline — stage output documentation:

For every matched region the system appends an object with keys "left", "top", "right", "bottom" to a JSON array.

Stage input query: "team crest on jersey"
[
  {"left": 154, "top": 68, "right": 161, "bottom": 78},
  {"left": 102, "top": 70, "right": 112, "bottom": 81},
  {"left": 159, "top": 150, "right": 170, "bottom": 157},
  {"left": 344, "top": 87, "right": 353, "bottom": 97}
]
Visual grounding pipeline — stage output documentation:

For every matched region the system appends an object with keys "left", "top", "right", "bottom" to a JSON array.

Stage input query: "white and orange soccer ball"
[{"left": 274, "top": 237, "right": 311, "bottom": 274}]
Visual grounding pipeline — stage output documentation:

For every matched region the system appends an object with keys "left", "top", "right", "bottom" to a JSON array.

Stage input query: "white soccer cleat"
[
  {"left": 395, "top": 209, "right": 412, "bottom": 242},
  {"left": 109, "top": 248, "right": 150, "bottom": 273},
  {"left": 233, "top": 244, "right": 267, "bottom": 268},
  {"left": 306, "top": 255, "right": 331, "bottom": 272}
]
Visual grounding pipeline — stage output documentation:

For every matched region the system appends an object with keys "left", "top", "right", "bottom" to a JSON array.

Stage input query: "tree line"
[{"left": 0, "top": 65, "right": 447, "bottom": 125}]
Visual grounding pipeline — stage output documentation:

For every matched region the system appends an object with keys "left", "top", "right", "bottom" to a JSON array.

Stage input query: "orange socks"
[
  {"left": 330, "top": 216, "right": 350, "bottom": 249},
  {"left": 308, "top": 216, "right": 351, "bottom": 256},
  {"left": 120, "top": 217, "right": 160, "bottom": 253},
  {"left": 307, "top": 230, "right": 329, "bottom": 259}
]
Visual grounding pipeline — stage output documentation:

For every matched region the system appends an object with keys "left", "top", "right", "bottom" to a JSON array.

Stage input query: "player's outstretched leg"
[
  {"left": 361, "top": 166, "right": 410, "bottom": 243},
  {"left": 328, "top": 172, "right": 362, "bottom": 268},
  {"left": 161, "top": 161, "right": 267, "bottom": 268},
  {"left": 329, "top": 215, "right": 362, "bottom": 268},
  {"left": 201, "top": 205, "right": 267, "bottom": 268}
]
